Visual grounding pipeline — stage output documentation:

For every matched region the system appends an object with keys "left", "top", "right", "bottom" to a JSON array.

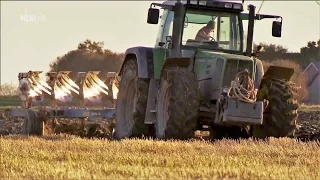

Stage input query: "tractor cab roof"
[
  {"left": 153, "top": 0, "right": 281, "bottom": 22},
  {"left": 161, "top": 0, "right": 242, "bottom": 6},
  {"left": 152, "top": 0, "right": 244, "bottom": 13}
]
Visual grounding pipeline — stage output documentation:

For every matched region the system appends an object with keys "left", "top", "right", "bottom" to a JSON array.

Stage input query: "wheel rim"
[
  {"left": 156, "top": 80, "right": 169, "bottom": 138},
  {"left": 123, "top": 78, "right": 137, "bottom": 136}
]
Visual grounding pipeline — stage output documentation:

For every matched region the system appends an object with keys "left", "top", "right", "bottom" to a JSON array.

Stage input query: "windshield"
[{"left": 182, "top": 9, "right": 242, "bottom": 52}]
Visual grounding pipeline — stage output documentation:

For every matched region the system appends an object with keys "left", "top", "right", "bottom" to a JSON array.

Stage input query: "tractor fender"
[
  {"left": 161, "top": 57, "right": 193, "bottom": 75},
  {"left": 257, "top": 65, "right": 295, "bottom": 99},
  {"left": 118, "top": 47, "right": 154, "bottom": 78},
  {"left": 261, "top": 65, "right": 294, "bottom": 82}
]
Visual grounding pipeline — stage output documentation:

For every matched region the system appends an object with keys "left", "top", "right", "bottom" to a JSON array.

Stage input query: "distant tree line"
[{"left": 254, "top": 39, "right": 320, "bottom": 68}]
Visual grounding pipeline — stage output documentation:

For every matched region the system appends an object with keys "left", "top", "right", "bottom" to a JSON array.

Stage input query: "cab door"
[{"left": 153, "top": 9, "right": 174, "bottom": 79}]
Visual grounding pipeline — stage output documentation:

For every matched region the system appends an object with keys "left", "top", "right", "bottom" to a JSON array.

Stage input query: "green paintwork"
[
  {"left": 197, "top": 50, "right": 253, "bottom": 61},
  {"left": 153, "top": 47, "right": 171, "bottom": 79},
  {"left": 194, "top": 50, "right": 255, "bottom": 80},
  {"left": 152, "top": 48, "right": 165, "bottom": 79},
  {"left": 152, "top": 48, "right": 255, "bottom": 81}
]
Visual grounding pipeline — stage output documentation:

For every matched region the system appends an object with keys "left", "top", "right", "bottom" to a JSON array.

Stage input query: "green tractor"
[{"left": 114, "top": 0, "right": 299, "bottom": 140}]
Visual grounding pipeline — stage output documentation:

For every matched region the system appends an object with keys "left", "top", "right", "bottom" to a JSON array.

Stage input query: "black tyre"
[
  {"left": 253, "top": 78, "right": 299, "bottom": 138},
  {"left": 114, "top": 59, "right": 150, "bottom": 139},
  {"left": 22, "top": 109, "right": 44, "bottom": 136},
  {"left": 155, "top": 67, "right": 200, "bottom": 140}
]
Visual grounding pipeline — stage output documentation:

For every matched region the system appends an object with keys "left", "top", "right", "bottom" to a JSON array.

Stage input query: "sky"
[{"left": 1, "top": 1, "right": 320, "bottom": 85}]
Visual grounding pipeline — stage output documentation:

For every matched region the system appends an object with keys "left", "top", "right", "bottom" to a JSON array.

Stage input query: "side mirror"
[
  {"left": 147, "top": 8, "right": 160, "bottom": 24},
  {"left": 272, "top": 21, "right": 282, "bottom": 37}
]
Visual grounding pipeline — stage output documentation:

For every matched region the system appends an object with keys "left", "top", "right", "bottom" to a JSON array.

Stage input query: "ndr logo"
[{"left": 20, "top": 10, "right": 46, "bottom": 23}]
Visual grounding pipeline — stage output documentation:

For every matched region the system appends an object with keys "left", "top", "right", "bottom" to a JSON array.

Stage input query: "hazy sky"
[{"left": 1, "top": 1, "right": 319, "bottom": 85}]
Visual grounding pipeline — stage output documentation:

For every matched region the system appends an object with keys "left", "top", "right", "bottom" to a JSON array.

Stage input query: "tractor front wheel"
[
  {"left": 155, "top": 67, "right": 200, "bottom": 140},
  {"left": 253, "top": 78, "right": 299, "bottom": 138},
  {"left": 114, "top": 59, "right": 150, "bottom": 139}
]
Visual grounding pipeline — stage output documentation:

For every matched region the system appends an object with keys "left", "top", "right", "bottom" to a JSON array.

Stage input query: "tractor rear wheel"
[
  {"left": 155, "top": 67, "right": 200, "bottom": 140},
  {"left": 253, "top": 78, "right": 299, "bottom": 138},
  {"left": 22, "top": 109, "right": 44, "bottom": 136},
  {"left": 114, "top": 59, "right": 150, "bottom": 139}
]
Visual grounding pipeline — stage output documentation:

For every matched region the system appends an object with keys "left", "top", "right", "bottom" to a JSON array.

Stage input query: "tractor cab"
[{"left": 147, "top": 0, "right": 283, "bottom": 57}]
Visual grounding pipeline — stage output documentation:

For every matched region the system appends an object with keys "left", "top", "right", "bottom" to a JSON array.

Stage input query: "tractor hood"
[{"left": 194, "top": 49, "right": 253, "bottom": 62}]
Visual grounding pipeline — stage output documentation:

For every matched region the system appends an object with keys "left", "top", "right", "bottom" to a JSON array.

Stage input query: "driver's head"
[{"left": 206, "top": 20, "right": 215, "bottom": 32}]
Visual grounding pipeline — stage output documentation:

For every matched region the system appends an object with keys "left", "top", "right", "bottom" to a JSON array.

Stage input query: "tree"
[
  {"left": 254, "top": 42, "right": 288, "bottom": 54},
  {"left": 253, "top": 42, "right": 289, "bottom": 61},
  {"left": 300, "top": 39, "right": 320, "bottom": 65},
  {"left": 77, "top": 39, "right": 104, "bottom": 54},
  {"left": 49, "top": 39, "right": 124, "bottom": 79}
]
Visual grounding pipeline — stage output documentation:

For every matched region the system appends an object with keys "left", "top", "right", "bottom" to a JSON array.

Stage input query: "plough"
[{"left": 9, "top": 70, "right": 119, "bottom": 136}]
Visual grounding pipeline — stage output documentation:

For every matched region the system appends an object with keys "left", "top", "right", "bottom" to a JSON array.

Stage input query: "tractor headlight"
[
  {"left": 189, "top": 0, "right": 207, "bottom": 6},
  {"left": 198, "top": 1, "right": 207, "bottom": 6},
  {"left": 189, "top": 0, "right": 197, "bottom": 5},
  {"left": 233, "top": 3, "right": 242, "bottom": 10},
  {"left": 224, "top": 3, "right": 233, "bottom": 8}
]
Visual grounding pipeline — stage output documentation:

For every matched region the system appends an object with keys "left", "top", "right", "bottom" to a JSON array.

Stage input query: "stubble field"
[
  {"left": 1, "top": 135, "right": 320, "bottom": 179},
  {"left": 0, "top": 104, "right": 320, "bottom": 179}
]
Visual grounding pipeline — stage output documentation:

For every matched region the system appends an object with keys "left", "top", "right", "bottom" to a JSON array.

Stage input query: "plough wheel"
[{"left": 22, "top": 109, "right": 44, "bottom": 136}]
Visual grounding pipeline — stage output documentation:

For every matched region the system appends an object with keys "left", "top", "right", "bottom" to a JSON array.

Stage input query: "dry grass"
[
  {"left": 0, "top": 135, "right": 319, "bottom": 179},
  {"left": 299, "top": 104, "right": 320, "bottom": 112},
  {"left": 0, "top": 83, "right": 18, "bottom": 97}
]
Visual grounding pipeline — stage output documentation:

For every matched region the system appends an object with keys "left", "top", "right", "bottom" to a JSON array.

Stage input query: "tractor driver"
[{"left": 195, "top": 20, "right": 215, "bottom": 41}]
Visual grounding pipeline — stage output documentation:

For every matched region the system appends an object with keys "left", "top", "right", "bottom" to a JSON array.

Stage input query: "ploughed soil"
[
  {"left": 0, "top": 108, "right": 115, "bottom": 139},
  {"left": 295, "top": 111, "right": 320, "bottom": 141},
  {"left": 0, "top": 108, "right": 319, "bottom": 141}
]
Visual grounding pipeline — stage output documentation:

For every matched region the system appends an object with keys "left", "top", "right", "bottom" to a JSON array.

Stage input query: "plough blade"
[
  {"left": 18, "top": 71, "right": 52, "bottom": 108},
  {"left": 47, "top": 71, "right": 80, "bottom": 103},
  {"left": 78, "top": 71, "right": 115, "bottom": 103}
]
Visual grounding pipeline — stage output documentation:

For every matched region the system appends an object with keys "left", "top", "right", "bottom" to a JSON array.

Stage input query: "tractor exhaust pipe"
[
  {"left": 171, "top": 0, "right": 185, "bottom": 57},
  {"left": 246, "top": 4, "right": 256, "bottom": 56}
]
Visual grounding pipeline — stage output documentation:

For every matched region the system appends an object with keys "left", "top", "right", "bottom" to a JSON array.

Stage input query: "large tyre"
[
  {"left": 22, "top": 109, "right": 44, "bottom": 136},
  {"left": 114, "top": 59, "right": 150, "bottom": 139},
  {"left": 253, "top": 78, "right": 299, "bottom": 138},
  {"left": 155, "top": 67, "right": 200, "bottom": 140}
]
